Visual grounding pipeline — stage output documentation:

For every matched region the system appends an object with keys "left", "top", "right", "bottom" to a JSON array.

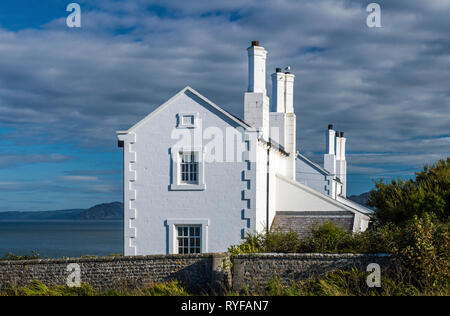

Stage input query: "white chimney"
[
  {"left": 271, "top": 69, "right": 285, "bottom": 112},
  {"left": 336, "top": 131, "right": 347, "bottom": 197},
  {"left": 335, "top": 131, "right": 341, "bottom": 159},
  {"left": 247, "top": 40, "right": 267, "bottom": 94},
  {"left": 269, "top": 67, "right": 296, "bottom": 180},
  {"left": 244, "top": 41, "right": 270, "bottom": 140},
  {"left": 285, "top": 73, "right": 295, "bottom": 113},
  {"left": 324, "top": 124, "right": 336, "bottom": 175},
  {"left": 326, "top": 125, "right": 336, "bottom": 155}
]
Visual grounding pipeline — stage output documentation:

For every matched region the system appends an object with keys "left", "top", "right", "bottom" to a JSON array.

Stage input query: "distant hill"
[
  {"left": 347, "top": 192, "right": 370, "bottom": 206},
  {"left": 0, "top": 202, "right": 123, "bottom": 221},
  {"left": 75, "top": 202, "right": 123, "bottom": 220}
]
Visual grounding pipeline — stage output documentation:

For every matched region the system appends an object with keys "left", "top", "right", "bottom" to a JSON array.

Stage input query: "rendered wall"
[{"left": 123, "top": 90, "right": 255, "bottom": 255}]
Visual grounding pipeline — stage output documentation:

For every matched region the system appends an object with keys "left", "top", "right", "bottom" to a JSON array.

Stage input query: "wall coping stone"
[
  {"left": 0, "top": 252, "right": 229, "bottom": 265},
  {"left": 234, "top": 253, "right": 391, "bottom": 259}
]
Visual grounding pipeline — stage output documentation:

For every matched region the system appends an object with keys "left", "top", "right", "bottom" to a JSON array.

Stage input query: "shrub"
[
  {"left": 368, "top": 158, "right": 450, "bottom": 226},
  {"left": 299, "top": 222, "right": 354, "bottom": 253},
  {"left": 397, "top": 215, "right": 449, "bottom": 291}
]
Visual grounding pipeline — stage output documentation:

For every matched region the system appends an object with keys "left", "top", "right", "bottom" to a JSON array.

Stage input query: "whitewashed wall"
[{"left": 121, "top": 90, "right": 256, "bottom": 255}]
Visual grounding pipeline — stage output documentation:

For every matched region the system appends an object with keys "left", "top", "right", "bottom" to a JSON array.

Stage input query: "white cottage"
[{"left": 117, "top": 41, "right": 371, "bottom": 256}]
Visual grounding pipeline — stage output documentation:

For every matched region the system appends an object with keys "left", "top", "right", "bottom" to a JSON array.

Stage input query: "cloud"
[
  {"left": 0, "top": 153, "right": 73, "bottom": 168},
  {"left": 0, "top": 0, "right": 448, "bottom": 181}
]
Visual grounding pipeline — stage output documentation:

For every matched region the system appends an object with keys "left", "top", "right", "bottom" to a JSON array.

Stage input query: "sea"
[{"left": 0, "top": 220, "right": 123, "bottom": 258}]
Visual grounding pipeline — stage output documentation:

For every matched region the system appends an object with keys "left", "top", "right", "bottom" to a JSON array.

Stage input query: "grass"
[
  {"left": 4, "top": 268, "right": 448, "bottom": 296},
  {"left": 1, "top": 280, "right": 190, "bottom": 296}
]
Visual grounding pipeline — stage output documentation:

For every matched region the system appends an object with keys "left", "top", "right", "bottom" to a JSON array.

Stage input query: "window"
[
  {"left": 182, "top": 115, "right": 195, "bottom": 126},
  {"left": 170, "top": 147, "right": 205, "bottom": 191},
  {"left": 180, "top": 152, "right": 198, "bottom": 184},
  {"left": 177, "top": 112, "right": 198, "bottom": 128},
  {"left": 166, "top": 219, "right": 209, "bottom": 254},
  {"left": 177, "top": 226, "right": 201, "bottom": 254}
]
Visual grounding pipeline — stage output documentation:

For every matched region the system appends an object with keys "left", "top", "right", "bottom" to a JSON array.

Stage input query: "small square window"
[
  {"left": 177, "top": 113, "right": 198, "bottom": 128},
  {"left": 182, "top": 115, "right": 194, "bottom": 126}
]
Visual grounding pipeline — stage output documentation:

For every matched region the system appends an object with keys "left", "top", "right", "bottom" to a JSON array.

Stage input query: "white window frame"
[
  {"left": 166, "top": 219, "right": 209, "bottom": 254},
  {"left": 170, "top": 147, "right": 206, "bottom": 191},
  {"left": 175, "top": 225, "right": 201, "bottom": 254},
  {"left": 177, "top": 112, "right": 198, "bottom": 129}
]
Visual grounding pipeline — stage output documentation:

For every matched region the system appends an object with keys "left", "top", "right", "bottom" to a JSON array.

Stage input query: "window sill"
[{"left": 170, "top": 183, "right": 206, "bottom": 191}]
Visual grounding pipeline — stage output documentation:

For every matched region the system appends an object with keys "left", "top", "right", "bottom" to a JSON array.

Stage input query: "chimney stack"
[
  {"left": 271, "top": 68, "right": 286, "bottom": 112},
  {"left": 244, "top": 41, "right": 270, "bottom": 139},
  {"left": 285, "top": 72, "right": 295, "bottom": 113},
  {"left": 324, "top": 124, "right": 336, "bottom": 175},
  {"left": 247, "top": 41, "right": 267, "bottom": 94},
  {"left": 336, "top": 131, "right": 347, "bottom": 197},
  {"left": 269, "top": 66, "right": 296, "bottom": 180}
]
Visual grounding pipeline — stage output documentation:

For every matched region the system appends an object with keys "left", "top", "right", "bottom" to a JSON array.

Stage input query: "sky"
[{"left": 0, "top": 0, "right": 449, "bottom": 212}]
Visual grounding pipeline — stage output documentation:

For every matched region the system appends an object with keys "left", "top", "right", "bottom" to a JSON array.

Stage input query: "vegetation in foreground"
[
  {"left": 229, "top": 158, "right": 450, "bottom": 295},
  {"left": 1, "top": 280, "right": 189, "bottom": 296},
  {"left": 1, "top": 159, "right": 448, "bottom": 296},
  {"left": 2, "top": 267, "right": 446, "bottom": 296}
]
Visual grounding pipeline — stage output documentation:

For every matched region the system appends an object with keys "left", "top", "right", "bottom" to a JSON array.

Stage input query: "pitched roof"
[
  {"left": 116, "top": 86, "right": 254, "bottom": 135},
  {"left": 276, "top": 174, "right": 371, "bottom": 218},
  {"left": 296, "top": 152, "right": 332, "bottom": 176}
]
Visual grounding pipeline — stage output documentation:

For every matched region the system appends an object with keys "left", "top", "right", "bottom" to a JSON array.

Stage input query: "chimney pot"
[
  {"left": 251, "top": 40, "right": 260, "bottom": 46},
  {"left": 340, "top": 131, "right": 344, "bottom": 137},
  {"left": 276, "top": 67, "right": 282, "bottom": 73},
  {"left": 328, "top": 124, "right": 333, "bottom": 130}
]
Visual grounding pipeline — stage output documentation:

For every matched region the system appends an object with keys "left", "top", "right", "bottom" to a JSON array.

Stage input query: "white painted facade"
[{"left": 117, "top": 41, "right": 371, "bottom": 256}]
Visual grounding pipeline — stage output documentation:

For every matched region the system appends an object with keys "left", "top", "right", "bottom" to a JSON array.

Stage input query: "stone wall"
[
  {"left": 232, "top": 253, "right": 393, "bottom": 292},
  {"left": 0, "top": 253, "right": 231, "bottom": 294},
  {"left": 0, "top": 253, "right": 392, "bottom": 294}
]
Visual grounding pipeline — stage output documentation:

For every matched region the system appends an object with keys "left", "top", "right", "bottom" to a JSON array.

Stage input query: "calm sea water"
[{"left": 0, "top": 221, "right": 123, "bottom": 258}]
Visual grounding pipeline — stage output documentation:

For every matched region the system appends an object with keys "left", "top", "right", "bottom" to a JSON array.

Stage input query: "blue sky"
[{"left": 0, "top": 0, "right": 449, "bottom": 211}]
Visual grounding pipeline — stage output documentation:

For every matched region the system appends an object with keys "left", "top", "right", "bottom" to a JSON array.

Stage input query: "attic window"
[
  {"left": 177, "top": 112, "right": 198, "bottom": 128},
  {"left": 182, "top": 115, "right": 194, "bottom": 126}
]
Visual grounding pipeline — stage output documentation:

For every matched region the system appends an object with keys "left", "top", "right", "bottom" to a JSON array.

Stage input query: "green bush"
[
  {"left": 368, "top": 158, "right": 450, "bottom": 226},
  {"left": 228, "top": 230, "right": 301, "bottom": 257},
  {"left": 397, "top": 215, "right": 449, "bottom": 291},
  {"left": 299, "top": 222, "right": 354, "bottom": 253}
]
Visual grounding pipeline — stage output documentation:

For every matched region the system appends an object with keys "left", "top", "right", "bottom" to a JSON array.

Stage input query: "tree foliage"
[{"left": 368, "top": 158, "right": 450, "bottom": 226}]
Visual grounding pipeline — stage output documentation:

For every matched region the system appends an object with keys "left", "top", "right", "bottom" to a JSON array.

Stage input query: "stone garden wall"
[
  {"left": 0, "top": 253, "right": 392, "bottom": 293},
  {"left": 0, "top": 253, "right": 231, "bottom": 294},
  {"left": 232, "top": 253, "right": 393, "bottom": 292}
]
